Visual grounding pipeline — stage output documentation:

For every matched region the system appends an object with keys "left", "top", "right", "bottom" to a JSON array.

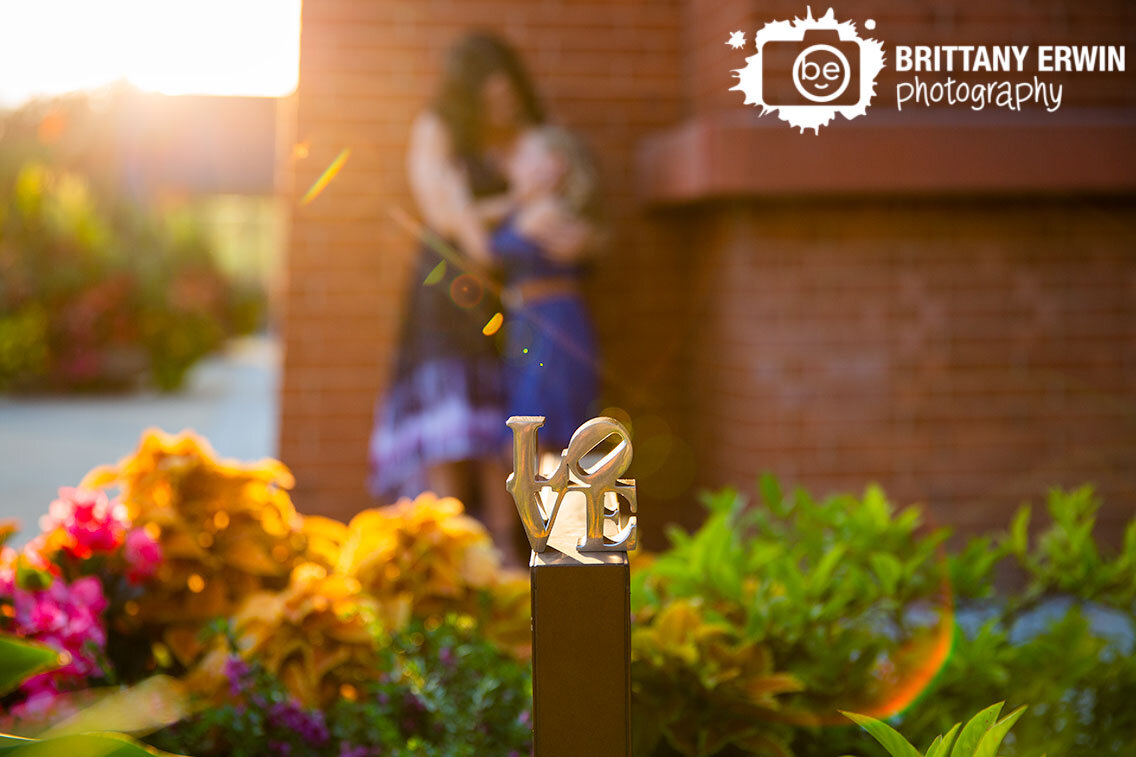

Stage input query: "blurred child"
[{"left": 491, "top": 125, "right": 602, "bottom": 454}]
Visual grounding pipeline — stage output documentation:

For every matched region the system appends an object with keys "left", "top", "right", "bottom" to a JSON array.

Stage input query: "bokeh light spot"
[
  {"left": 600, "top": 406, "right": 633, "bottom": 434},
  {"left": 503, "top": 320, "right": 536, "bottom": 366},
  {"left": 449, "top": 273, "right": 484, "bottom": 309}
]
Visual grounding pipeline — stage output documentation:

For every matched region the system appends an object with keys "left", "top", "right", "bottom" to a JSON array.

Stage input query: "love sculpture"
[
  {"left": 506, "top": 415, "right": 638, "bottom": 553},
  {"left": 506, "top": 415, "right": 636, "bottom": 757}
]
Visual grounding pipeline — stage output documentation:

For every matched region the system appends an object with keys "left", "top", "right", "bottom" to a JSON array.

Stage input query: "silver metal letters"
[{"left": 506, "top": 416, "right": 638, "bottom": 553}]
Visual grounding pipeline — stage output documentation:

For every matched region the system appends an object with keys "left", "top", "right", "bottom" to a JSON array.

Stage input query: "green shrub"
[
  {"left": 891, "top": 487, "right": 1136, "bottom": 757},
  {"left": 0, "top": 163, "right": 261, "bottom": 392},
  {"left": 631, "top": 479, "right": 1136, "bottom": 757},
  {"left": 845, "top": 701, "right": 1027, "bottom": 757}
]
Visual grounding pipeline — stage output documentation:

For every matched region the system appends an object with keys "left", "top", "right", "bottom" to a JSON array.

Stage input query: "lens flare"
[
  {"left": 482, "top": 312, "right": 504, "bottom": 336},
  {"left": 768, "top": 569, "right": 956, "bottom": 727},
  {"left": 300, "top": 147, "right": 350, "bottom": 205},
  {"left": 449, "top": 273, "right": 484, "bottom": 308}
]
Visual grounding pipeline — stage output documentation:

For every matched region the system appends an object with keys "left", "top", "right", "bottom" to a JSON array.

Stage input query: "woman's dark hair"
[{"left": 432, "top": 32, "right": 545, "bottom": 157}]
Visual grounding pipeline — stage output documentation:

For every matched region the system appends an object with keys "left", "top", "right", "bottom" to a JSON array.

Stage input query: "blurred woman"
[{"left": 369, "top": 33, "right": 543, "bottom": 544}]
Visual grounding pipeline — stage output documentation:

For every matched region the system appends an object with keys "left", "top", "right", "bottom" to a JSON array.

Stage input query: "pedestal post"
[{"left": 530, "top": 537, "right": 631, "bottom": 756}]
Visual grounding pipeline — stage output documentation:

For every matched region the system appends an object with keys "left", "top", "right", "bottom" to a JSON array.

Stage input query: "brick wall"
[
  {"left": 679, "top": 200, "right": 1136, "bottom": 534},
  {"left": 667, "top": 0, "right": 1136, "bottom": 536},
  {"left": 281, "top": 0, "right": 1136, "bottom": 540},
  {"left": 281, "top": 0, "right": 687, "bottom": 521}
]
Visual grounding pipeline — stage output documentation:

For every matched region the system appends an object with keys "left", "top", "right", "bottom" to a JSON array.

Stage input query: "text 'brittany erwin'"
[
  {"left": 505, "top": 416, "right": 637, "bottom": 554},
  {"left": 894, "top": 45, "right": 1126, "bottom": 73}
]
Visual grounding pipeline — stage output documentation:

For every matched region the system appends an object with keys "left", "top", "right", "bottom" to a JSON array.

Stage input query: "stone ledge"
[{"left": 637, "top": 108, "right": 1136, "bottom": 204}]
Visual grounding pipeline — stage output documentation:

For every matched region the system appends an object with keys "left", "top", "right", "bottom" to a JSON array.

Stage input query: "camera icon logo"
[
  {"left": 777, "top": 30, "right": 859, "bottom": 104},
  {"left": 731, "top": 8, "right": 885, "bottom": 133}
]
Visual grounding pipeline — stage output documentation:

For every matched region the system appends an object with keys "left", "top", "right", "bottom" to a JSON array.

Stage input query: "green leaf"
[
  {"left": 972, "top": 706, "right": 1026, "bottom": 757},
  {"left": 42, "top": 676, "right": 189, "bottom": 739},
  {"left": 14, "top": 561, "right": 52, "bottom": 592},
  {"left": 869, "top": 553, "right": 903, "bottom": 595},
  {"left": 0, "top": 735, "right": 33, "bottom": 748},
  {"left": 701, "top": 487, "right": 743, "bottom": 517},
  {"left": 926, "top": 723, "right": 960, "bottom": 757},
  {"left": 0, "top": 635, "right": 61, "bottom": 696},
  {"left": 949, "top": 701, "right": 1003, "bottom": 757},
  {"left": 812, "top": 545, "right": 847, "bottom": 589},
  {"left": 758, "top": 474, "right": 785, "bottom": 516},
  {"left": 862, "top": 485, "right": 891, "bottom": 528},
  {"left": 0, "top": 732, "right": 184, "bottom": 756},
  {"left": 842, "top": 711, "right": 922, "bottom": 757},
  {"left": 1008, "top": 505, "right": 1031, "bottom": 555}
]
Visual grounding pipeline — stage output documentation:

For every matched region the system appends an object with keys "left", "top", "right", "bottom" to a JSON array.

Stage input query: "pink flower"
[
  {"left": 0, "top": 545, "right": 16, "bottom": 594},
  {"left": 123, "top": 527, "right": 162, "bottom": 583},
  {"left": 38, "top": 488, "right": 128, "bottom": 560},
  {"left": 8, "top": 677, "right": 79, "bottom": 722},
  {"left": 2, "top": 572, "right": 109, "bottom": 699}
]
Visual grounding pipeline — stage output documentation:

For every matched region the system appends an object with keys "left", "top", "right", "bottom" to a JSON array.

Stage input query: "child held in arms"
[{"left": 490, "top": 126, "right": 602, "bottom": 456}]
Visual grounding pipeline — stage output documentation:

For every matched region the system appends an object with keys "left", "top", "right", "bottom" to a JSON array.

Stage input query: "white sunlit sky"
[
  {"left": 0, "top": 1, "right": 300, "bottom": 540},
  {"left": 0, "top": 0, "right": 301, "bottom": 106}
]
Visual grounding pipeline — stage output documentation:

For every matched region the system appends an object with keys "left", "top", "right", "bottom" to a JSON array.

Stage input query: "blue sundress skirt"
[
  {"left": 370, "top": 244, "right": 505, "bottom": 501},
  {"left": 501, "top": 295, "right": 598, "bottom": 451}
]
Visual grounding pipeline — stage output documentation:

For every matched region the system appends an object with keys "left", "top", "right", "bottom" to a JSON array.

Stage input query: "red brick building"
[{"left": 279, "top": 0, "right": 1136, "bottom": 542}]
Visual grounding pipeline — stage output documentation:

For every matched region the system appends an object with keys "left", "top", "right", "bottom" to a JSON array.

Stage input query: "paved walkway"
[{"left": 0, "top": 336, "right": 278, "bottom": 545}]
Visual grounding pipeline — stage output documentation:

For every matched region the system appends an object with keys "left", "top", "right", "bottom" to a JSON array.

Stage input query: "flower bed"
[
  {"left": 1, "top": 430, "right": 532, "bottom": 755},
  {"left": 2, "top": 431, "right": 1133, "bottom": 756},
  {"left": 0, "top": 164, "right": 262, "bottom": 392}
]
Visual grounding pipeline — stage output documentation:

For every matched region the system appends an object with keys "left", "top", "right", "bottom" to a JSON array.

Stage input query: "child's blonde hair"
[{"left": 533, "top": 125, "right": 602, "bottom": 224}]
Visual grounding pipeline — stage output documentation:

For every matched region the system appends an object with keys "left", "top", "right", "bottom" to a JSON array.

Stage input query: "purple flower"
[
  {"left": 267, "top": 700, "right": 329, "bottom": 746},
  {"left": 223, "top": 656, "right": 251, "bottom": 697},
  {"left": 438, "top": 646, "right": 455, "bottom": 667}
]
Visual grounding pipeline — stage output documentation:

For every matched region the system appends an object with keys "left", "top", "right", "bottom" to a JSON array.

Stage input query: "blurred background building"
[{"left": 280, "top": 0, "right": 1135, "bottom": 542}]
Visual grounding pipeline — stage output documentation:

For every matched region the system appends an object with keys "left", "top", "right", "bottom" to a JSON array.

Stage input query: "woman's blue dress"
[{"left": 491, "top": 219, "right": 598, "bottom": 450}]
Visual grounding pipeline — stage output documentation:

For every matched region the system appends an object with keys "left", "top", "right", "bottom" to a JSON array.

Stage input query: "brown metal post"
[{"left": 529, "top": 501, "right": 631, "bottom": 756}]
